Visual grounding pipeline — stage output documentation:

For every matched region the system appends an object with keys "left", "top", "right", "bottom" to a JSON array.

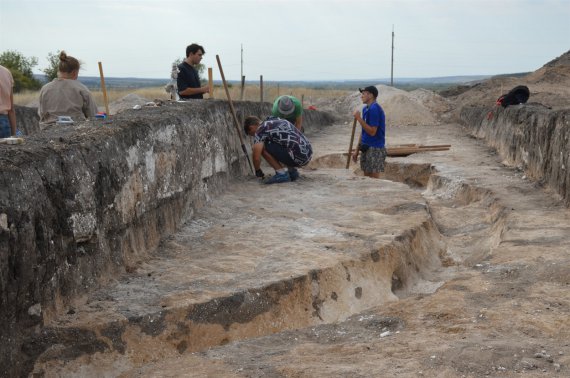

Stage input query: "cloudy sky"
[{"left": 1, "top": 0, "right": 569, "bottom": 81}]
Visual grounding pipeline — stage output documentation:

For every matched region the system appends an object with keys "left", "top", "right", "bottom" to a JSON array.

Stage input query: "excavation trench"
[{"left": 32, "top": 156, "right": 507, "bottom": 376}]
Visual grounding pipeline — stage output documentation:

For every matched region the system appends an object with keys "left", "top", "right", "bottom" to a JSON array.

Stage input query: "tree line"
[{"left": 0, "top": 50, "right": 64, "bottom": 92}]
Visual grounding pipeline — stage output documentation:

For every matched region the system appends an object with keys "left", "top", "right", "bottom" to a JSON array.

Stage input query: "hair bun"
[{"left": 59, "top": 51, "right": 68, "bottom": 61}]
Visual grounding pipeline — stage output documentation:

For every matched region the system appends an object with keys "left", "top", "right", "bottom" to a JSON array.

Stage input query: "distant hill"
[
  {"left": 34, "top": 74, "right": 169, "bottom": 90},
  {"left": 32, "top": 74, "right": 513, "bottom": 92}
]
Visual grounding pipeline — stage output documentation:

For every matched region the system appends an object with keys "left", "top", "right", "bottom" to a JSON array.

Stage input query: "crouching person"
[{"left": 244, "top": 116, "right": 313, "bottom": 184}]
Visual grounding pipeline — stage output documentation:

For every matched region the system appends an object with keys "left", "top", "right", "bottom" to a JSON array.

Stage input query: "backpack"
[{"left": 496, "top": 85, "right": 530, "bottom": 107}]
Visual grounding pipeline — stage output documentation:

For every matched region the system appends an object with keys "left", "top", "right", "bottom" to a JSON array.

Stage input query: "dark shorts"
[
  {"left": 0, "top": 115, "right": 10, "bottom": 138},
  {"left": 265, "top": 141, "right": 298, "bottom": 167},
  {"left": 360, "top": 146, "right": 387, "bottom": 173}
]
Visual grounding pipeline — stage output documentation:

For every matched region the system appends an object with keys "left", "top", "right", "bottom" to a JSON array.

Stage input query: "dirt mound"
[
  {"left": 446, "top": 50, "right": 570, "bottom": 113},
  {"left": 326, "top": 85, "right": 448, "bottom": 127},
  {"left": 542, "top": 49, "right": 570, "bottom": 68},
  {"left": 109, "top": 93, "right": 151, "bottom": 115}
]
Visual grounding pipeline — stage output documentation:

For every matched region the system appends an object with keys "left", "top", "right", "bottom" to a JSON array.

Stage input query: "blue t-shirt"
[{"left": 361, "top": 102, "right": 385, "bottom": 148}]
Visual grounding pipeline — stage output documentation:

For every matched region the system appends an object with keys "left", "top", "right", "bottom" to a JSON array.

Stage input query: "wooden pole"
[
  {"left": 346, "top": 118, "right": 358, "bottom": 169},
  {"left": 260, "top": 75, "right": 264, "bottom": 103},
  {"left": 208, "top": 67, "right": 213, "bottom": 98},
  {"left": 98, "top": 62, "right": 110, "bottom": 116},
  {"left": 216, "top": 55, "right": 254, "bottom": 174}
]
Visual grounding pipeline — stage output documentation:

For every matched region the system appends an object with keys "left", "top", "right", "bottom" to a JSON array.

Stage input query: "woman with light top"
[{"left": 38, "top": 51, "right": 98, "bottom": 126}]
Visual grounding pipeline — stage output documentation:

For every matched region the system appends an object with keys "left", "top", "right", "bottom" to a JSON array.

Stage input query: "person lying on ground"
[
  {"left": 243, "top": 115, "right": 313, "bottom": 184},
  {"left": 352, "top": 85, "right": 386, "bottom": 179},
  {"left": 38, "top": 51, "right": 98, "bottom": 127},
  {"left": 272, "top": 95, "right": 303, "bottom": 131}
]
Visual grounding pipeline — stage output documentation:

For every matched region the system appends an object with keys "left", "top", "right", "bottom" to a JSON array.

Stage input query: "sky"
[{"left": 1, "top": 0, "right": 569, "bottom": 81}]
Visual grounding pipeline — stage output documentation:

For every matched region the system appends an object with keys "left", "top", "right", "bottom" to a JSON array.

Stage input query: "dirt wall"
[
  {"left": 460, "top": 104, "right": 570, "bottom": 206},
  {"left": 15, "top": 105, "right": 40, "bottom": 135},
  {"left": 0, "top": 99, "right": 334, "bottom": 376}
]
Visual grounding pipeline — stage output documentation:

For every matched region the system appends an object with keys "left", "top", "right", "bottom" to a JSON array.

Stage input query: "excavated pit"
[{"left": 28, "top": 151, "right": 509, "bottom": 377}]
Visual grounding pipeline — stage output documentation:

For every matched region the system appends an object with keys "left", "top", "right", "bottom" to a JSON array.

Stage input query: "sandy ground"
[{"left": 103, "top": 119, "right": 569, "bottom": 378}]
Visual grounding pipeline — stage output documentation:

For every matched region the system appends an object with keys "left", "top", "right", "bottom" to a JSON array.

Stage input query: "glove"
[{"left": 255, "top": 169, "right": 265, "bottom": 178}]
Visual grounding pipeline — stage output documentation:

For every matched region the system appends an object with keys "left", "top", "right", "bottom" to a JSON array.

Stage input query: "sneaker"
[
  {"left": 288, "top": 168, "right": 300, "bottom": 181},
  {"left": 263, "top": 171, "right": 291, "bottom": 184}
]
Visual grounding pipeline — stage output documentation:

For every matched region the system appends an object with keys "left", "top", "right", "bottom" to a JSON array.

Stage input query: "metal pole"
[
  {"left": 260, "top": 75, "right": 264, "bottom": 103},
  {"left": 391, "top": 25, "right": 394, "bottom": 87}
]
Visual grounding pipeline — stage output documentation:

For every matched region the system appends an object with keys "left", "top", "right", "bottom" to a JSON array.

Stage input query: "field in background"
[{"left": 14, "top": 85, "right": 351, "bottom": 109}]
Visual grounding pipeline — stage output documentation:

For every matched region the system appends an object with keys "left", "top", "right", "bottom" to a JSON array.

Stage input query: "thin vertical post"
[
  {"left": 240, "top": 75, "right": 245, "bottom": 101},
  {"left": 391, "top": 25, "right": 395, "bottom": 87},
  {"left": 98, "top": 62, "right": 110, "bottom": 116},
  {"left": 208, "top": 67, "right": 213, "bottom": 98},
  {"left": 260, "top": 75, "right": 264, "bottom": 103}
]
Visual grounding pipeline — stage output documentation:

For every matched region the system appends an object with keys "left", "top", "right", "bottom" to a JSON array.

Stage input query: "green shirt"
[{"left": 271, "top": 95, "right": 303, "bottom": 123}]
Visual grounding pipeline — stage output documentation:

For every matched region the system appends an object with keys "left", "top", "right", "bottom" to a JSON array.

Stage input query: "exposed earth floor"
[{"left": 35, "top": 121, "right": 570, "bottom": 377}]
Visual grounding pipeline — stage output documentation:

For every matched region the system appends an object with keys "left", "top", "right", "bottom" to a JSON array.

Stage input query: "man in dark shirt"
[{"left": 177, "top": 43, "right": 209, "bottom": 100}]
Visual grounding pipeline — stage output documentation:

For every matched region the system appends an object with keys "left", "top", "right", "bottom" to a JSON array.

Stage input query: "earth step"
[{"left": 30, "top": 169, "right": 446, "bottom": 376}]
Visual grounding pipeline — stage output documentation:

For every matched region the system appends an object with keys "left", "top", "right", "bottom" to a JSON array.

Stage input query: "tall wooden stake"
[
  {"left": 208, "top": 67, "right": 213, "bottom": 98},
  {"left": 346, "top": 119, "right": 358, "bottom": 169},
  {"left": 216, "top": 55, "right": 254, "bottom": 174},
  {"left": 98, "top": 62, "right": 110, "bottom": 116}
]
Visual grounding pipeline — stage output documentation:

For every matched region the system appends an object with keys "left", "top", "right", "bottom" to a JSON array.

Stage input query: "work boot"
[
  {"left": 263, "top": 171, "right": 291, "bottom": 184},
  {"left": 288, "top": 168, "right": 300, "bottom": 181}
]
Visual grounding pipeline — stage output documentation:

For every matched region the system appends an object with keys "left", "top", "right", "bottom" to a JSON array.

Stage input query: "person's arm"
[
  {"left": 353, "top": 110, "right": 377, "bottom": 136},
  {"left": 294, "top": 115, "right": 303, "bottom": 131},
  {"left": 178, "top": 86, "right": 209, "bottom": 96},
  {"left": 252, "top": 142, "right": 265, "bottom": 178},
  {"left": 8, "top": 89, "right": 16, "bottom": 136},
  {"left": 252, "top": 142, "right": 265, "bottom": 170}
]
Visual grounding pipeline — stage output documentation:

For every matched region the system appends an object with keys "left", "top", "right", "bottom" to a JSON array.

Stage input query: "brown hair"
[
  {"left": 58, "top": 51, "right": 80, "bottom": 74},
  {"left": 243, "top": 116, "right": 260, "bottom": 134}
]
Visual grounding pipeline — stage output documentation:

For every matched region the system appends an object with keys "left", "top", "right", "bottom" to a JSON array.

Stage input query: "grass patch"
[{"left": 14, "top": 85, "right": 351, "bottom": 108}]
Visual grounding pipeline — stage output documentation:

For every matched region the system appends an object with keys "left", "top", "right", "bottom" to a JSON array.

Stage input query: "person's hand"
[
  {"left": 353, "top": 110, "right": 361, "bottom": 120},
  {"left": 352, "top": 153, "right": 358, "bottom": 163},
  {"left": 255, "top": 169, "right": 265, "bottom": 178}
]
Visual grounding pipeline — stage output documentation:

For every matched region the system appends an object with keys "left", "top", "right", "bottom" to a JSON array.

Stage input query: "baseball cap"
[
  {"left": 277, "top": 96, "right": 295, "bottom": 115},
  {"left": 359, "top": 86, "right": 379, "bottom": 98}
]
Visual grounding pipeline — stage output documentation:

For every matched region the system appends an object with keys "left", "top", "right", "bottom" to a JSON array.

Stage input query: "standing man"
[
  {"left": 272, "top": 95, "right": 303, "bottom": 131},
  {"left": 177, "top": 43, "right": 209, "bottom": 100},
  {"left": 0, "top": 65, "right": 17, "bottom": 138},
  {"left": 243, "top": 116, "right": 313, "bottom": 184},
  {"left": 352, "top": 86, "right": 386, "bottom": 179}
]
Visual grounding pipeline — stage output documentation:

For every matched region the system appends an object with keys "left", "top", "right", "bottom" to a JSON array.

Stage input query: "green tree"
[
  {"left": 173, "top": 57, "right": 207, "bottom": 84},
  {"left": 43, "top": 50, "right": 61, "bottom": 82},
  {"left": 0, "top": 50, "right": 42, "bottom": 92}
]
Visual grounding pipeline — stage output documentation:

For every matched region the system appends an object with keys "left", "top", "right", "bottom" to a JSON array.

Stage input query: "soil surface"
[{"left": 115, "top": 120, "right": 570, "bottom": 377}]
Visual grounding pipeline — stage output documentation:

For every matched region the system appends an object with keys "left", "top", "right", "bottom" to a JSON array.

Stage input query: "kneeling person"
[{"left": 244, "top": 116, "right": 313, "bottom": 184}]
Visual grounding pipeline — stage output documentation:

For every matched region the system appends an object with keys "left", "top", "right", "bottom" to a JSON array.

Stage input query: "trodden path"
[{"left": 34, "top": 122, "right": 569, "bottom": 377}]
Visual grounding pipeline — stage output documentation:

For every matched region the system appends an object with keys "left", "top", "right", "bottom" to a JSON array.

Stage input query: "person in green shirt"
[{"left": 271, "top": 95, "right": 303, "bottom": 131}]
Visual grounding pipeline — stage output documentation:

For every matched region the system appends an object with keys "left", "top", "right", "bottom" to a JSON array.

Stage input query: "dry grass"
[{"left": 14, "top": 84, "right": 350, "bottom": 108}]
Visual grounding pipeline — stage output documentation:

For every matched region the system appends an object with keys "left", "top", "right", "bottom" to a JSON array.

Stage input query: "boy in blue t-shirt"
[{"left": 352, "top": 86, "right": 387, "bottom": 178}]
